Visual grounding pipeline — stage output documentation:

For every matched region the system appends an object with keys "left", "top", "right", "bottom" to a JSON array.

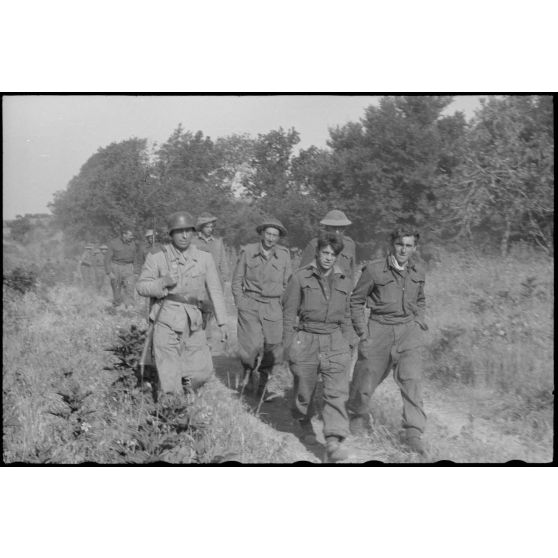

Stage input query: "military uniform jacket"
[
  {"left": 283, "top": 262, "right": 354, "bottom": 348},
  {"left": 191, "top": 234, "right": 229, "bottom": 282},
  {"left": 92, "top": 250, "right": 105, "bottom": 267},
  {"left": 350, "top": 256, "right": 426, "bottom": 335},
  {"left": 299, "top": 235, "right": 356, "bottom": 280},
  {"left": 231, "top": 242, "right": 292, "bottom": 305},
  {"left": 136, "top": 243, "right": 227, "bottom": 332},
  {"left": 105, "top": 237, "right": 141, "bottom": 274}
]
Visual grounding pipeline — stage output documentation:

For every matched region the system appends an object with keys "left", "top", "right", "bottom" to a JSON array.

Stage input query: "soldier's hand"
[
  {"left": 161, "top": 274, "right": 178, "bottom": 288},
  {"left": 218, "top": 323, "right": 229, "bottom": 344}
]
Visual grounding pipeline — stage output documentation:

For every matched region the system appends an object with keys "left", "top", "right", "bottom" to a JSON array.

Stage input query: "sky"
[{"left": 2, "top": 95, "right": 484, "bottom": 220}]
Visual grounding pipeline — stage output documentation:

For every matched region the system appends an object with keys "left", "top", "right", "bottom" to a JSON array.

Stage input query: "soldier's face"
[
  {"left": 316, "top": 245, "right": 337, "bottom": 272},
  {"left": 122, "top": 231, "right": 133, "bottom": 243},
  {"left": 201, "top": 222, "right": 215, "bottom": 236},
  {"left": 146, "top": 235, "right": 154, "bottom": 244},
  {"left": 171, "top": 227, "right": 194, "bottom": 251},
  {"left": 392, "top": 235, "right": 417, "bottom": 265},
  {"left": 324, "top": 225, "right": 345, "bottom": 237},
  {"left": 262, "top": 227, "right": 280, "bottom": 249}
]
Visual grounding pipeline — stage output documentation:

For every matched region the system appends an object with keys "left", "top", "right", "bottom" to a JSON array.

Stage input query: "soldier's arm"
[
  {"left": 136, "top": 252, "right": 167, "bottom": 299},
  {"left": 282, "top": 274, "right": 301, "bottom": 349},
  {"left": 341, "top": 290, "right": 358, "bottom": 346},
  {"left": 283, "top": 249, "right": 293, "bottom": 289},
  {"left": 133, "top": 243, "right": 142, "bottom": 274},
  {"left": 350, "top": 267, "right": 374, "bottom": 338},
  {"left": 203, "top": 253, "right": 228, "bottom": 325},
  {"left": 416, "top": 274, "right": 426, "bottom": 323},
  {"left": 218, "top": 239, "right": 230, "bottom": 282},
  {"left": 104, "top": 244, "right": 113, "bottom": 274},
  {"left": 231, "top": 249, "right": 246, "bottom": 305}
]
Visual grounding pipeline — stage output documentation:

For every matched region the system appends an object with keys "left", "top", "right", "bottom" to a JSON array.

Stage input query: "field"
[{"left": 3, "top": 242, "right": 554, "bottom": 464}]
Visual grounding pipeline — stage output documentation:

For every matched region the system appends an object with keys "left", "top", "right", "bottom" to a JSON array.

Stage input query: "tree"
[
  {"left": 446, "top": 95, "right": 554, "bottom": 254},
  {"left": 50, "top": 138, "right": 151, "bottom": 240}
]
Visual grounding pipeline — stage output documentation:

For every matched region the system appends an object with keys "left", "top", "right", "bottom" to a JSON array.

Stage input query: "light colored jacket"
[
  {"left": 231, "top": 242, "right": 292, "bottom": 305},
  {"left": 136, "top": 243, "right": 227, "bottom": 332}
]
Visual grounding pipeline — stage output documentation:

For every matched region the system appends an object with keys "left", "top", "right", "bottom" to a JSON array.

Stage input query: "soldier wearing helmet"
[
  {"left": 191, "top": 212, "right": 229, "bottom": 285},
  {"left": 105, "top": 228, "right": 141, "bottom": 309},
  {"left": 136, "top": 211, "right": 229, "bottom": 396},
  {"left": 231, "top": 217, "right": 292, "bottom": 401},
  {"left": 299, "top": 210, "right": 357, "bottom": 282}
]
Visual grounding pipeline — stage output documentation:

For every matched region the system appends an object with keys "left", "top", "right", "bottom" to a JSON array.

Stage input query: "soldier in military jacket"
[
  {"left": 349, "top": 228, "right": 428, "bottom": 455},
  {"left": 231, "top": 217, "right": 292, "bottom": 399}
]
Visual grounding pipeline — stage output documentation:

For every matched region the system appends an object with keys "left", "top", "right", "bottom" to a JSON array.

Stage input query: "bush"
[{"left": 3, "top": 266, "right": 38, "bottom": 294}]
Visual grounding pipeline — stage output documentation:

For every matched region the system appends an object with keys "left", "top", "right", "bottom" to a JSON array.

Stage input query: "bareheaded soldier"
[
  {"left": 136, "top": 211, "right": 229, "bottom": 395},
  {"left": 349, "top": 227, "right": 428, "bottom": 455},
  {"left": 231, "top": 217, "right": 292, "bottom": 400},
  {"left": 283, "top": 232, "right": 357, "bottom": 462},
  {"left": 78, "top": 243, "right": 96, "bottom": 288},
  {"left": 299, "top": 210, "right": 357, "bottom": 282},
  {"left": 105, "top": 228, "right": 141, "bottom": 309}
]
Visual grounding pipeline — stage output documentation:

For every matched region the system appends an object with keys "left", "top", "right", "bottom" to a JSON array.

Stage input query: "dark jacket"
[
  {"left": 350, "top": 255, "right": 426, "bottom": 334},
  {"left": 283, "top": 261, "right": 355, "bottom": 348}
]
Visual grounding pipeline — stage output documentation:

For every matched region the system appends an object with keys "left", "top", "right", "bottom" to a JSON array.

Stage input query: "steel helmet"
[
  {"left": 85, "top": 243, "right": 95, "bottom": 249},
  {"left": 99, "top": 244, "right": 108, "bottom": 250},
  {"left": 167, "top": 211, "right": 196, "bottom": 233},
  {"left": 320, "top": 210, "right": 352, "bottom": 227},
  {"left": 144, "top": 229, "right": 154, "bottom": 237},
  {"left": 196, "top": 212, "right": 218, "bottom": 228},
  {"left": 256, "top": 217, "right": 287, "bottom": 237}
]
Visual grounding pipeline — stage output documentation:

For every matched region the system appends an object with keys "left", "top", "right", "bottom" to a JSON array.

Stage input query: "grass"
[{"left": 2, "top": 242, "right": 554, "bottom": 464}]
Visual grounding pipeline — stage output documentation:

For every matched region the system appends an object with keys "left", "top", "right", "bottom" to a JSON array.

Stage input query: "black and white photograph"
[{"left": 3, "top": 94, "right": 554, "bottom": 465}]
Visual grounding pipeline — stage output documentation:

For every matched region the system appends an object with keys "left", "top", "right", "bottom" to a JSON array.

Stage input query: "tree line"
[{"left": 47, "top": 95, "right": 554, "bottom": 257}]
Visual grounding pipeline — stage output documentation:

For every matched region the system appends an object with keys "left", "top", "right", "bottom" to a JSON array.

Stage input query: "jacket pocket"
[{"left": 157, "top": 301, "right": 188, "bottom": 333}]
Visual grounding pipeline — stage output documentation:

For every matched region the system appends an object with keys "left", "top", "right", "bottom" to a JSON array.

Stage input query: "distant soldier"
[
  {"left": 283, "top": 232, "right": 357, "bottom": 462},
  {"left": 78, "top": 243, "right": 96, "bottom": 289},
  {"left": 349, "top": 227, "right": 428, "bottom": 455},
  {"left": 136, "top": 211, "right": 229, "bottom": 395},
  {"left": 299, "top": 210, "right": 357, "bottom": 282},
  {"left": 105, "top": 229, "right": 141, "bottom": 309},
  {"left": 191, "top": 212, "right": 229, "bottom": 285},
  {"left": 92, "top": 244, "right": 108, "bottom": 293},
  {"left": 231, "top": 217, "right": 292, "bottom": 400},
  {"left": 140, "top": 229, "right": 158, "bottom": 264}
]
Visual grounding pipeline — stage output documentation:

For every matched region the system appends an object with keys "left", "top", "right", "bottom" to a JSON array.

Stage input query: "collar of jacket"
[
  {"left": 167, "top": 243, "right": 200, "bottom": 263},
  {"left": 306, "top": 260, "right": 344, "bottom": 278},
  {"left": 255, "top": 242, "right": 278, "bottom": 259},
  {"left": 198, "top": 232, "right": 214, "bottom": 242},
  {"left": 384, "top": 253, "right": 417, "bottom": 273}
]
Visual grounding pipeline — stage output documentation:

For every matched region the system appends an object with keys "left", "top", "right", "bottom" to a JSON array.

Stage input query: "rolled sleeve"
[{"left": 282, "top": 274, "right": 301, "bottom": 348}]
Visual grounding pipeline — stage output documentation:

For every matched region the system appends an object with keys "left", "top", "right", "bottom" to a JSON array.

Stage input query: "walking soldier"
[
  {"left": 78, "top": 243, "right": 96, "bottom": 288},
  {"left": 283, "top": 232, "right": 356, "bottom": 462},
  {"left": 93, "top": 244, "right": 108, "bottom": 292},
  {"left": 349, "top": 228, "right": 428, "bottom": 455},
  {"left": 105, "top": 228, "right": 141, "bottom": 309},
  {"left": 136, "top": 211, "right": 229, "bottom": 395},
  {"left": 231, "top": 217, "right": 292, "bottom": 400}
]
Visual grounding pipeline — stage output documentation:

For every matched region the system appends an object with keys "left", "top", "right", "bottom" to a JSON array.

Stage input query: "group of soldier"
[{"left": 129, "top": 207, "right": 428, "bottom": 463}]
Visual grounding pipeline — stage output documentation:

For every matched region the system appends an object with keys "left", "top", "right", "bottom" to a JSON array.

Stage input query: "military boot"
[
  {"left": 325, "top": 436, "right": 350, "bottom": 463},
  {"left": 349, "top": 414, "right": 369, "bottom": 436},
  {"left": 403, "top": 434, "right": 426, "bottom": 456},
  {"left": 297, "top": 419, "right": 317, "bottom": 445}
]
